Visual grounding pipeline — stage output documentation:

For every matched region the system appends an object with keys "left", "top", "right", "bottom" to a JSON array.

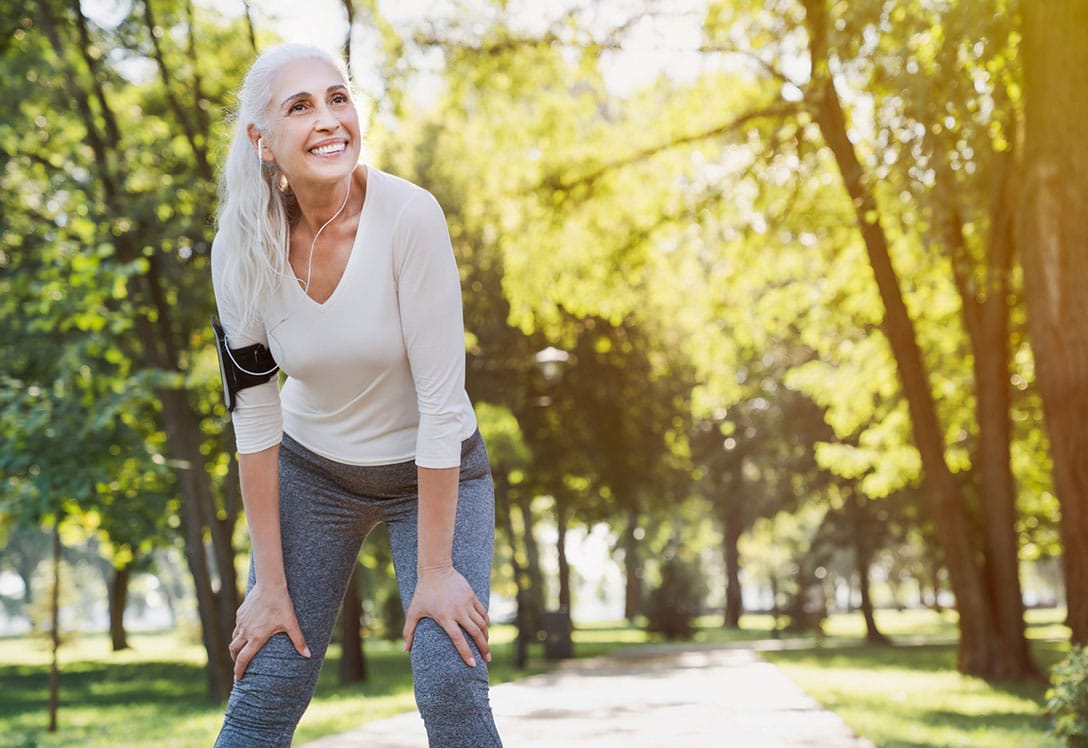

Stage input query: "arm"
[
  {"left": 394, "top": 191, "right": 490, "bottom": 666},
  {"left": 228, "top": 446, "right": 311, "bottom": 681},
  {"left": 402, "top": 466, "right": 491, "bottom": 667}
]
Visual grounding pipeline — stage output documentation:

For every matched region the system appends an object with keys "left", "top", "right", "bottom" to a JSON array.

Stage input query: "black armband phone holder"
[{"left": 211, "top": 315, "right": 279, "bottom": 411}]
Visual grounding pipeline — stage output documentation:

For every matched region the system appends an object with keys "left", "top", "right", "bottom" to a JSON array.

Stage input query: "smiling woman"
[{"left": 209, "top": 43, "right": 503, "bottom": 747}]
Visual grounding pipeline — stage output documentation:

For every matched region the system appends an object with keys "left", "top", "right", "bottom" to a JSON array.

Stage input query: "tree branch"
[
  {"left": 143, "top": 0, "right": 212, "bottom": 180},
  {"left": 537, "top": 103, "right": 801, "bottom": 195}
]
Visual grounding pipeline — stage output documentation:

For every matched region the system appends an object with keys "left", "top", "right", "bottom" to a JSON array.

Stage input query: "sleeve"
[
  {"left": 210, "top": 233, "right": 284, "bottom": 454},
  {"left": 392, "top": 190, "right": 468, "bottom": 469}
]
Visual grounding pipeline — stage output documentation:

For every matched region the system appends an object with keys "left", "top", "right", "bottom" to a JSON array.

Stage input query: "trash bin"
[{"left": 541, "top": 609, "right": 573, "bottom": 660}]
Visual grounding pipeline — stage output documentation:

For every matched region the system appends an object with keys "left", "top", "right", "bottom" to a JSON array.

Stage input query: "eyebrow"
[{"left": 280, "top": 84, "right": 349, "bottom": 110}]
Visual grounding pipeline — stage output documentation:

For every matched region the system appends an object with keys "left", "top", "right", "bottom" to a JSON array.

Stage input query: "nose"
[{"left": 313, "top": 102, "right": 340, "bottom": 132}]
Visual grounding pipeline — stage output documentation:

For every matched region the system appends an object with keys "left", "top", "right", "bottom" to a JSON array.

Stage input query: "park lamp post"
[
  {"left": 534, "top": 345, "right": 570, "bottom": 382},
  {"left": 532, "top": 345, "right": 575, "bottom": 659},
  {"left": 532, "top": 346, "right": 570, "bottom": 408}
]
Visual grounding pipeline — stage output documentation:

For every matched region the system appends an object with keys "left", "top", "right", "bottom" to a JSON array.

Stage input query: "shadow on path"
[{"left": 303, "top": 644, "right": 874, "bottom": 747}]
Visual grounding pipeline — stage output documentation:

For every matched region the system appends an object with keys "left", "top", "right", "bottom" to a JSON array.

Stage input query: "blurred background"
[{"left": 2, "top": 0, "right": 1086, "bottom": 737}]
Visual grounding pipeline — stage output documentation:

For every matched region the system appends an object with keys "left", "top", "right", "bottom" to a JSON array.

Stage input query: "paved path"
[{"left": 303, "top": 644, "right": 873, "bottom": 747}]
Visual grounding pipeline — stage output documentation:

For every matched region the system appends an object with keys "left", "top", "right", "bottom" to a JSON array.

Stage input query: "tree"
[
  {"left": 1, "top": 0, "right": 263, "bottom": 701},
  {"left": 790, "top": 0, "right": 1036, "bottom": 678},
  {"left": 1018, "top": 0, "right": 1088, "bottom": 645}
]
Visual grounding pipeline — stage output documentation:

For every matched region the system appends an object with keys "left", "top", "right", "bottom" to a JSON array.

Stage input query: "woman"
[{"left": 211, "top": 42, "right": 503, "bottom": 747}]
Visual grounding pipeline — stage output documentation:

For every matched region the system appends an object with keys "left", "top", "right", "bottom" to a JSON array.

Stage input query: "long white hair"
[{"left": 215, "top": 43, "right": 354, "bottom": 328}]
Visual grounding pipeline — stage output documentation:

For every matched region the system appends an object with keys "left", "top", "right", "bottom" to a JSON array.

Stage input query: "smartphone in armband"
[{"left": 211, "top": 315, "right": 279, "bottom": 411}]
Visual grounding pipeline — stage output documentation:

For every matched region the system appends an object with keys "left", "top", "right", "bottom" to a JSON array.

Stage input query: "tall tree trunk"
[
  {"left": 516, "top": 493, "right": 545, "bottom": 634},
  {"left": 850, "top": 492, "right": 887, "bottom": 644},
  {"left": 340, "top": 0, "right": 355, "bottom": 63},
  {"left": 48, "top": 526, "right": 61, "bottom": 733},
  {"left": 1019, "top": 0, "right": 1088, "bottom": 646},
  {"left": 556, "top": 493, "right": 572, "bottom": 613},
  {"left": 160, "top": 389, "right": 237, "bottom": 702},
  {"left": 802, "top": 0, "right": 1005, "bottom": 678},
  {"left": 937, "top": 134, "right": 1036, "bottom": 676},
  {"left": 495, "top": 472, "right": 529, "bottom": 669},
  {"left": 339, "top": 562, "right": 367, "bottom": 684},
  {"left": 109, "top": 565, "right": 130, "bottom": 652},
  {"left": 721, "top": 500, "right": 743, "bottom": 628},
  {"left": 622, "top": 508, "right": 642, "bottom": 621}
]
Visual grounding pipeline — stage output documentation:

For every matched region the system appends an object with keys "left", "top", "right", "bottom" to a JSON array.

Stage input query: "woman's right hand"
[{"left": 229, "top": 581, "right": 311, "bottom": 682}]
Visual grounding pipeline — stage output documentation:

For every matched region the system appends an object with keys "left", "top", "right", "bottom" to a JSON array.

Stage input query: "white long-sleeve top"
[{"left": 211, "top": 167, "right": 477, "bottom": 469}]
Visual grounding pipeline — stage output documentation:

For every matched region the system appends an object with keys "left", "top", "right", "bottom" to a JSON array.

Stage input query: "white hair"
[{"left": 215, "top": 43, "right": 354, "bottom": 327}]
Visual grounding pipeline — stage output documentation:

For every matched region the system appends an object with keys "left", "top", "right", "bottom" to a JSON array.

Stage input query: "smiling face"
[{"left": 259, "top": 57, "right": 361, "bottom": 190}]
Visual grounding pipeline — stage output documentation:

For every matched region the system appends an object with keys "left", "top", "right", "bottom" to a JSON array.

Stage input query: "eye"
[
  {"left": 331, "top": 93, "right": 349, "bottom": 105},
  {"left": 289, "top": 101, "right": 308, "bottom": 113}
]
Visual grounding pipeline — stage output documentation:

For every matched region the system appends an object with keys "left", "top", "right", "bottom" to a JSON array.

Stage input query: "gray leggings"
[{"left": 215, "top": 430, "right": 503, "bottom": 747}]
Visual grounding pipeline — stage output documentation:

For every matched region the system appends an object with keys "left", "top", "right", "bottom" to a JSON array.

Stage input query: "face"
[{"left": 258, "top": 57, "right": 361, "bottom": 188}]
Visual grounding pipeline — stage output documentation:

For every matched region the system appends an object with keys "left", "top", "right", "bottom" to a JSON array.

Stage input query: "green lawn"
[
  {"left": 0, "top": 609, "right": 1072, "bottom": 747},
  {"left": 0, "top": 625, "right": 546, "bottom": 748},
  {"left": 761, "top": 608, "right": 1069, "bottom": 748}
]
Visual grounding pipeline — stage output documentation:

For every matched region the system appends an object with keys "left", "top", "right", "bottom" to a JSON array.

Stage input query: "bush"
[
  {"left": 1047, "top": 645, "right": 1088, "bottom": 747},
  {"left": 645, "top": 554, "right": 706, "bottom": 641}
]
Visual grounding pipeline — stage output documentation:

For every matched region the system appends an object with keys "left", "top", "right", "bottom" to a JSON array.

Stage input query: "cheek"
[{"left": 341, "top": 107, "right": 362, "bottom": 133}]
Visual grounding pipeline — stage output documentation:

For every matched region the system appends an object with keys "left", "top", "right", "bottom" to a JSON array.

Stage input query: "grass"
[
  {"left": 0, "top": 609, "right": 1073, "bottom": 747},
  {"left": 760, "top": 607, "right": 1069, "bottom": 748}
]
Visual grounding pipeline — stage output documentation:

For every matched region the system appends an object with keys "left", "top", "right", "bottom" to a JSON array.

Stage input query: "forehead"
[{"left": 270, "top": 57, "right": 347, "bottom": 103}]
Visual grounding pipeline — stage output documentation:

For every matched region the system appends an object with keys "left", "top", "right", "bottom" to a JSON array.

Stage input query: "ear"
[{"left": 246, "top": 124, "right": 272, "bottom": 163}]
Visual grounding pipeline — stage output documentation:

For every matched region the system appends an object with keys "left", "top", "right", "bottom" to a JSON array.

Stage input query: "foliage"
[
  {"left": 1047, "top": 646, "right": 1088, "bottom": 746},
  {"left": 645, "top": 552, "right": 707, "bottom": 640}
]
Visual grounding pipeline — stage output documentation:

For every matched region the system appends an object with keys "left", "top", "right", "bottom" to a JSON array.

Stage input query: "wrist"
[
  {"left": 254, "top": 572, "right": 288, "bottom": 592},
  {"left": 418, "top": 562, "right": 453, "bottom": 576}
]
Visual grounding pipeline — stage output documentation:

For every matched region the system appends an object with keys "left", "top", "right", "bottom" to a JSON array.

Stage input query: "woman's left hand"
[{"left": 403, "top": 566, "right": 490, "bottom": 667}]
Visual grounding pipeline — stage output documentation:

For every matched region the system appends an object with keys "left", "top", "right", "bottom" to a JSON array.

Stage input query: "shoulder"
[{"left": 370, "top": 167, "right": 445, "bottom": 222}]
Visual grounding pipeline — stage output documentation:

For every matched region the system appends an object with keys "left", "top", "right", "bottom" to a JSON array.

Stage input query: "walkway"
[{"left": 302, "top": 643, "right": 873, "bottom": 747}]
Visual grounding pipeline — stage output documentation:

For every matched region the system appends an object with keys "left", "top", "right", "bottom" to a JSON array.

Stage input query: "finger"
[
  {"left": 467, "top": 607, "right": 489, "bottom": 639},
  {"left": 402, "top": 610, "right": 420, "bottom": 653},
  {"left": 285, "top": 620, "right": 312, "bottom": 659},
  {"left": 441, "top": 621, "right": 477, "bottom": 667},
  {"left": 234, "top": 640, "right": 259, "bottom": 682},
  {"left": 464, "top": 618, "right": 491, "bottom": 663},
  {"left": 473, "top": 597, "right": 489, "bottom": 624}
]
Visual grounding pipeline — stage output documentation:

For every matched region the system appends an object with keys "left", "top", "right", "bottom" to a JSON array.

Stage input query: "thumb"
[{"left": 287, "top": 620, "right": 312, "bottom": 658}]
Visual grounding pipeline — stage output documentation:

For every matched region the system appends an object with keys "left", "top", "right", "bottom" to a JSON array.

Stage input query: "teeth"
[{"left": 311, "top": 143, "right": 345, "bottom": 155}]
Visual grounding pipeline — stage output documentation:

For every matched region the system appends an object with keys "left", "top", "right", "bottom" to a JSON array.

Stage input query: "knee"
[
  {"left": 410, "top": 620, "right": 490, "bottom": 718},
  {"left": 216, "top": 634, "right": 322, "bottom": 745}
]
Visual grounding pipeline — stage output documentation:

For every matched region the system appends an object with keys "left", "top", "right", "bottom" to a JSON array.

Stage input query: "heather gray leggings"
[{"left": 215, "top": 430, "right": 503, "bottom": 747}]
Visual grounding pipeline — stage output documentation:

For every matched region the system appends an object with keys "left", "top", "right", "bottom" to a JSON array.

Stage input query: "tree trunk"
[
  {"left": 516, "top": 493, "right": 545, "bottom": 634},
  {"left": 109, "top": 565, "right": 130, "bottom": 652},
  {"left": 721, "top": 501, "right": 743, "bottom": 628},
  {"left": 48, "top": 526, "right": 61, "bottom": 733},
  {"left": 495, "top": 472, "right": 529, "bottom": 669},
  {"left": 937, "top": 133, "right": 1036, "bottom": 677},
  {"left": 1019, "top": 0, "right": 1088, "bottom": 646},
  {"left": 622, "top": 509, "right": 642, "bottom": 621},
  {"left": 851, "top": 493, "right": 888, "bottom": 644},
  {"left": 802, "top": 0, "right": 1005, "bottom": 677},
  {"left": 160, "top": 389, "right": 237, "bottom": 702},
  {"left": 928, "top": 563, "right": 944, "bottom": 613},
  {"left": 556, "top": 493, "right": 572, "bottom": 613},
  {"left": 339, "top": 563, "right": 367, "bottom": 684},
  {"left": 340, "top": 0, "right": 356, "bottom": 63}
]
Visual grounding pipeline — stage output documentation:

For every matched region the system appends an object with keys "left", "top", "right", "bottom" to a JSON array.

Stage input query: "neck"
[{"left": 293, "top": 173, "right": 354, "bottom": 235}]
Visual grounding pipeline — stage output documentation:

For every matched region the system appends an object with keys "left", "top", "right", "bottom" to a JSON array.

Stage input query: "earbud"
[{"left": 257, "top": 138, "right": 264, "bottom": 160}]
